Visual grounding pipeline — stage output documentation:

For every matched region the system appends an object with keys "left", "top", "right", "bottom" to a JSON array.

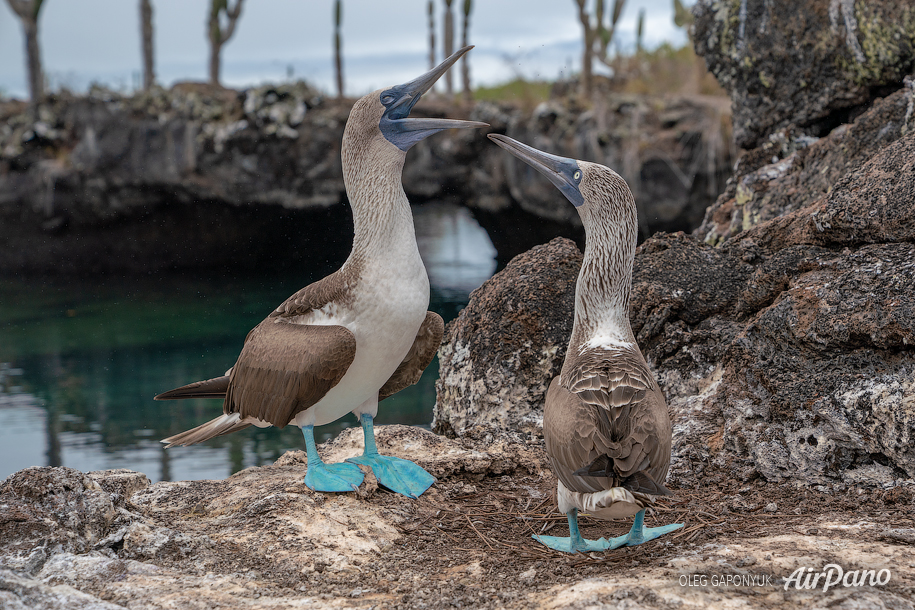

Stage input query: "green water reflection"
[
  {"left": 0, "top": 271, "right": 467, "bottom": 482},
  {"left": 0, "top": 203, "right": 496, "bottom": 482}
]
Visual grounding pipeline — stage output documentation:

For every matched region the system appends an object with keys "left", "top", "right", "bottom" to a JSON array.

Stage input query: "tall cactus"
[
  {"left": 334, "top": 0, "right": 344, "bottom": 98},
  {"left": 140, "top": 0, "right": 155, "bottom": 90},
  {"left": 207, "top": 0, "right": 244, "bottom": 86},
  {"left": 5, "top": 0, "right": 46, "bottom": 104},
  {"left": 428, "top": 0, "right": 436, "bottom": 71},
  {"left": 575, "top": 0, "right": 626, "bottom": 98},
  {"left": 461, "top": 0, "right": 472, "bottom": 101},
  {"left": 635, "top": 8, "right": 644, "bottom": 55},
  {"left": 442, "top": 0, "right": 454, "bottom": 97}
]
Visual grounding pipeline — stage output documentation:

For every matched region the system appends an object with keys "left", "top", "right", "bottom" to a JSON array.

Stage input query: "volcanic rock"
[
  {"left": 692, "top": 0, "right": 915, "bottom": 150},
  {"left": 433, "top": 238, "right": 582, "bottom": 437}
]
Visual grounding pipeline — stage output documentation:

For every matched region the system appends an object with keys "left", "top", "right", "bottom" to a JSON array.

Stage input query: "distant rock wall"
[{"left": 0, "top": 84, "right": 732, "bottom": 274}]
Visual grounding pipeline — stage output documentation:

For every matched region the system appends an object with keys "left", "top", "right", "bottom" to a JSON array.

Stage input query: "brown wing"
[
  {"left": 545, "top": 344, "right": 671, "bottom": 495},
  {"left": 379, "top": 311, "right": 444, "bottom": 400},
  {"left": 270, "top": 266, "right": 356, "bottom": 319},
  {"left": 224, "top": 319, "right": 356, "bottom": 427}
]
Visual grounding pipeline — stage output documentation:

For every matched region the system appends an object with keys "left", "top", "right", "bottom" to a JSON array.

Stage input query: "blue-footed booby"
[
  {"left": 488, "top": 134, "right": 683, "bottom": 552},
  {"left": 155, "top": 46, "right": 487, "bottom": 499}
]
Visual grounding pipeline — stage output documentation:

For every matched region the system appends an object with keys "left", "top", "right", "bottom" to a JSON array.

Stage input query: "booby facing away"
[
  {"left": 155, "top": 46, "right": 487, "bottom": 499},
  {"left": 488, "top": 134, "right": 683, "bottom": 552}
]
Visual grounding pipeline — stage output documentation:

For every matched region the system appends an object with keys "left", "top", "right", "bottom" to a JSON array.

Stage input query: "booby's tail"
[
  {"left": 161, "top": 413, "right": 252, "bottom": 448},
  {"left": 572, "top": 456, "right": 673, "bottom": 497},
  {"left": 154, "top": 375, "right": 230, "bottom": 400}
]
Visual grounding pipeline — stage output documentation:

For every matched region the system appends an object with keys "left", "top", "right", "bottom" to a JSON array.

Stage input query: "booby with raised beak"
[
  {"left": 488, "top": 133, "right": 683, "bottom": 552},
  {"left": 155, "top": 47, "right": 487, "bottom": 499}
]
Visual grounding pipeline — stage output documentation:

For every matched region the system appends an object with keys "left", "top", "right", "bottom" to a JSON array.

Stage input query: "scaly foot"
[
  {"left": 532, "top": 509, "right": 611, "bottom": 553},
  {"left": 608, "top": 509, "right": 683, "bottom": 549},
  {"left": 304, "top": 460, "right": 364, "bottom": 493},
  {"left": 345, "top": 413, "right": 434, "bottom": 498},
  {"left": 301, "top": 425, "right": 364, "bottom": 492}
]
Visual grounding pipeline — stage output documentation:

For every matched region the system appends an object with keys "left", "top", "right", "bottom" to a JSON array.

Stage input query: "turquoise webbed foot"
[
  {"left": 301, "top": 425, "right": 364, "bottom": 492},
  {"left": 533, "top": 509, "right": 611, "bottom": 553},
  {"left": 607, "top": 508, "right": 684, "bottom": 549},
  {"left": 304, "top": 460, "right": 364, "bottom": 492},
  {"left": 345, "top": 414, "right": 435, "bottom": 498}
]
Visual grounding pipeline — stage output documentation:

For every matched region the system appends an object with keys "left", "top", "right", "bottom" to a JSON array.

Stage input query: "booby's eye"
[
  {"left": 573, "top": 170, "right": 581, "bottom": 181},
  {"left": 381, "top": 93, "right": 396, "bottom": 105}
]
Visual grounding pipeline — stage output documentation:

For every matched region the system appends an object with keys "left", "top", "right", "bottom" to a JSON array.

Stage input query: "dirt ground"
[
  {"left": 3, "top": 426, "right": 914, "bottom": 609},
  {"left": 342, "top": 469, "right": 915, "bottom": 608}
]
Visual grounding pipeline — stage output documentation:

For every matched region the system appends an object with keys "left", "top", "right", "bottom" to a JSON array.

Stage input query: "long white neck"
[
  {"left": 568, "top": 210, "right": 637, "bottom": 351},
  {"left": 342, "top": 138, "right": 419, "bottom": 265}
]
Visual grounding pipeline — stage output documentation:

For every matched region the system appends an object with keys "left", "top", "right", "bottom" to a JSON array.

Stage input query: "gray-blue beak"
[
  {"left": 487, "top": 134, "right": 585, "bottom": 208},
  {"left": 380, "top": 46, "right": 488, "bottom": 151}
]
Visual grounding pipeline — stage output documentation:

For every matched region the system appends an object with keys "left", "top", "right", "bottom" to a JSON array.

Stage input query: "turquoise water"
[{"left": 0, "top": 203, "right": 496, "bottom": 482}]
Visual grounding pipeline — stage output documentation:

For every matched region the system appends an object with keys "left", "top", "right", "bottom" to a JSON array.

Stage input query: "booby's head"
[
  {"left": 486, "top": 134, "right": 637, "bottom": 239},
  {"left": 344, "top": 45, "right": 487, "bottom": 158}
]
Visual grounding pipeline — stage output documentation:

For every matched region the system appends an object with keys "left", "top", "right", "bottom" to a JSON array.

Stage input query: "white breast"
[{"left": 303, "top": 252, "right": 430, "bottom": 426}]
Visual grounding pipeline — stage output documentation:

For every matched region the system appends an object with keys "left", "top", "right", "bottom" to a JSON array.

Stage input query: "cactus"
[
  {"left": 207, "top": 0, "right": 244, "bottom": 86},
  {"left": 673, "top": 0, "right": 693, "bottom": 29},
  {"left": 636, "top": 8, "right": 644, "bottom": 55},
  {"left": 575, "top": 0, "right": 626, "bottom": 97},
  {"left": 334, "top": 0, "right": 344, "bottom": 98},
  {"left": 461, "top": 0, "right": 472, "bottom": 101},
  {"left": 428, "top": 0, "right": 436, "bottom": 71},
  {"left": 442, "top": 0, "right": 455, "bottom": 96},
  {"left": 6, "top": 0, "right": 47, "bottom": 104}
]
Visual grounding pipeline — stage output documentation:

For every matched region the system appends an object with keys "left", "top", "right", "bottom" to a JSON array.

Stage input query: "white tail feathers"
[
  {"left": 161, "top": 413, "right": 252, "bottom": 448},
  {"left": 557, "top": 479, "right": 642, "bottom": 520}
]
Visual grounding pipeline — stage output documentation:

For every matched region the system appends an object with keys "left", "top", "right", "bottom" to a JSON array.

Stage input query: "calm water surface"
[{"left": 0, "top": 203, "right": 497, "bottom": 482}]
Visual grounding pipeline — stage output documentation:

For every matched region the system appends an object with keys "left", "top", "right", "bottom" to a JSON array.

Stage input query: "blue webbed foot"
[
  {"left": 345, "top": 413, "right": 435, "bottom": 498},
  {"left": 533, "top": 533, "right": 611, "bottom": 553},
  {"left": 346, "top": 453, "right": 435, "bottom": 499},
  {"left": 301, "top": 425, "right": 364, "bottom": 493},
  {"left": 608, "top": 509, "right": 684, "bottom": 549},
  {"left": 304, "top": 460, "right": 364, "bottom": 493},
  {"left": 533, "top": 509, "right": 610, "bottom": 553}
]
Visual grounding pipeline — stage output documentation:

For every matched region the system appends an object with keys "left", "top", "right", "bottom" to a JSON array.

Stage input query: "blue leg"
[
  {"left": 301, "top": 425, "right": 364, "bottom": 492},
  {"left": 533, "top": 509, "right": 611, "bottom": 553},
  {"left": 344, "top": 414, "right": 435, "bottom": 498},
  {"left": 608, "top": 509, "right": 684, "bottom": 549}
]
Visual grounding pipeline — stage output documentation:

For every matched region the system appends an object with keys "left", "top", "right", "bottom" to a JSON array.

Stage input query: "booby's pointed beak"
[
  {"left": 487, "top": 134, "right": 585, "bottom": 207},
  {"left": 380, "top": 45, "right": 488, "bottom": 150}
]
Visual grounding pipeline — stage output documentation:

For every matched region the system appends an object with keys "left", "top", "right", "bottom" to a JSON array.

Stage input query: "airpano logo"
[
  {"left": 678, "top": 564, "right": 892, "bottom": 591},
  {"left": 784, "top": 565, "right": 892, "bottom": 592}
]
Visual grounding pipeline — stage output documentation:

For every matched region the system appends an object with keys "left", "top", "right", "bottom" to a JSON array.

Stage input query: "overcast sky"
[{"left": 0, "top": 0, "right": 692, "bottom": 99}]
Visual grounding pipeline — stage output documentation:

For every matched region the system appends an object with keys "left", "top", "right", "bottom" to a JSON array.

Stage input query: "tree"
[
  {"left": 442, "top": 0, "right": 454, "bottom": 96},
  {"left": 333, "top": 0, "right": 343, "bottom": 98},
  {"left": 207, "top": 0, "right": 244, "bottom": 86},
  {"left": 460, "top": 0, "right": 472, "bottom": 101},
  {"left": 5, "top": 0, "right": 46, "bottom": 103},
  {"left": 574, "top": 0, "right": 625, "bottom": 98},
  {"left": 140, "top": 0, "right": 155, "bottom": 90}
]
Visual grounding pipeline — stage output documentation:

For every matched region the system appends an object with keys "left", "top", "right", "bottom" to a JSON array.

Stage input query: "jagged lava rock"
[
  {"left": 692, "top": 0, "right": 915, "bottom": 150},
  {"left": 638, "top": 146, "right": 915, "bottom": 488},
  {"left": 433, "top": 237, "right": 582, "bottom": 437},
  {"left": 696, "top": 81, "right": 915, "bottom": 245}
]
